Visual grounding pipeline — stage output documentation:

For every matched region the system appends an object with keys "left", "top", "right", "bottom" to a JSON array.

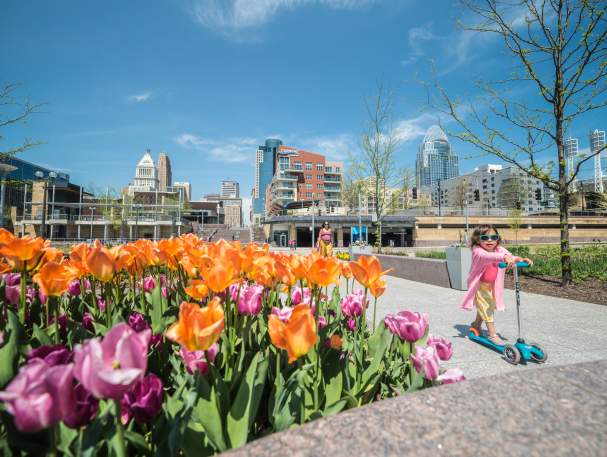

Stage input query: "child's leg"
[{"left": 471, "top": 312, "right": 482, "bottom": 331}]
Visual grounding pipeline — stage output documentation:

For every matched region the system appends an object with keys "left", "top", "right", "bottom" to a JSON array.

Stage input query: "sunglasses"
[{"left": 479, "top": 234, "right": 500, "bottom": 241}]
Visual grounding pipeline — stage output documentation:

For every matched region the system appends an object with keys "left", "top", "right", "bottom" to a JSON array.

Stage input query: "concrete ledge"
[
  {"left": 354, "top": 253, "right": 451, "bottom": 288},
  {"left": 227, "top": 359, "right": 607, "bottom": 457}
]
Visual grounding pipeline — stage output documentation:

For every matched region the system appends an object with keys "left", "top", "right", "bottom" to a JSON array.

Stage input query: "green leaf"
[
  {"left": 181, "top": 423, "right": 215, "bottom": 457},
  {"left": 32, "top": 323, "right": 53, "bottom": 346},
  {"left": 58, "top": 423, "right": 78, "bottom": 457},
  {"left": 150, "top": 285, "right": 164, "bottom": 333},
  {"left": 360, "top": 324, "right": 392, "bottom": 390},
  {"left": 0, "top": 310, "right": 22, "bottom": 388},
  {"left": 226, "top": 352, "right": 269, "bottom": 449},
  {"left": 124, "top": 430, "right": 151, "bottom": 456},
  {"left": 192, "top": 375, "right": 228, "bottom": 452},
  {"left": 322, "top": 399, "right": 347, "bottom": 417},
  {"left": 322, "top": 351, "right": 344, "bottom": 408}
]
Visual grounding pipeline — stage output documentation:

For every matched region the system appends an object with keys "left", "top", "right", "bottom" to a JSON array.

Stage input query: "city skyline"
[{"left": 2, "top": 0, "right": 606, "bottom": 201}]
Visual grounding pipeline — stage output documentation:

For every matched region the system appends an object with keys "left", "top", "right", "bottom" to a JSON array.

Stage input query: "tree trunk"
[{"left": 559, "top": 189, "right": 573, "bottom": 286}]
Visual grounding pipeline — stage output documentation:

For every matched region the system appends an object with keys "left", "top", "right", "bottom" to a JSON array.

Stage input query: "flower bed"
[{"left": 0, "top": 229, "right": 463, "bottom": 455}]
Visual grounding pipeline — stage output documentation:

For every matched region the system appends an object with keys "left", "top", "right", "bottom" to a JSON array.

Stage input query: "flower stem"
[
  {"left": 372, "top": 297, "right": 377, "bottom": 331},
  {"left": 53, "top": 297, "right": 59, "bottom": 344},
  {"left": 19, "top": 268, "right": 26, "bottom": 326},
  {"left": 114, "top": 400, "right": 127, "bottom": 457}
]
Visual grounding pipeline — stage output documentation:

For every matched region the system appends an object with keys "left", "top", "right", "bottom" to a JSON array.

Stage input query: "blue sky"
[{"left": 2, "top": 0, "right": 605, "bottom": 203}]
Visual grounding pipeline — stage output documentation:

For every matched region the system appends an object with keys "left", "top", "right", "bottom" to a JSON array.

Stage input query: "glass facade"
[
  {"left": 253, "top": 139, "right": 282, "bottom": 214},
  {"left": 415, "top": 125, "right": 459, "bottom": 188}
]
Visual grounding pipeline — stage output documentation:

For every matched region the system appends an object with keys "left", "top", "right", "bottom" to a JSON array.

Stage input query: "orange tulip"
[
  {"left": 0, "top": 228, "right": 15, "bottom": 245},
  {"left": 201, "top": 260, "right": 236, "bottom": 293},
  {"left": 86, "top": 240, "right": 115, "bottom": 282},
  {"left": 329, "top": 334, "right": 343, "bottom": 350},
  {"left": 33, "top": 261, "right": 75, "bottom": 297},
  {"left": 368, "top": 277, "right": 387, "bottom": 298},
  {"left": 349, "top": 256, "right": 392, "bottom": 290},
  {"left": 268, "top": 304, "right": 317, "bottom": 363},
  {"left": 184, "top": 279, "right": 209, "bottom": 301},
  {"left": 0, "top": 236, "right": 47, "bottom": 271},
  {"left": 340, "top": 261, "right": 353, "bottom": 279},
  {"left": 248, "top": 255, "right": 277, "bottom": 287},
  {"left": 307, "top": 256, "right": 341, "bottom": 287},
  {"left": 165, "top": 298, "right": 224, "bottom": 351}
]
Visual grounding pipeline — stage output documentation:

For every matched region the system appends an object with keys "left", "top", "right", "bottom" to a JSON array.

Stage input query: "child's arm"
[{"left": 474, "top": 247, "right": 510, "bottom": 263}]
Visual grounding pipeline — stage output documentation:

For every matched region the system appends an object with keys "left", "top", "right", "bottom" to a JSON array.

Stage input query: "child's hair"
[{"left": 470, "top": 224, "right": 501, "bottom": 248}]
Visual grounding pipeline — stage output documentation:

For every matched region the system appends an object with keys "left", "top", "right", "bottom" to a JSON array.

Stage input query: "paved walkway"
[{"left": 353, "top": 275, "right": 607, "bottom": 379}]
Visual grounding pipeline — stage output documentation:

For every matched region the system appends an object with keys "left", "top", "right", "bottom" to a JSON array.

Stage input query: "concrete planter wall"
[
  {"left": 349, "top": 245, "right": 373, "bottom": 256},
  {"left": 353, "top": 253, "right": 451, "bottom": 288},
  {"left": 445, "top": 245, "right": 472, "bottom": 291}
]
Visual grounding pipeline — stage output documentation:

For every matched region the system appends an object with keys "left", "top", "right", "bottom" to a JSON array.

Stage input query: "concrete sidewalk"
[{"left": 354, "top": 275, "right": 607, "bottom": 379}]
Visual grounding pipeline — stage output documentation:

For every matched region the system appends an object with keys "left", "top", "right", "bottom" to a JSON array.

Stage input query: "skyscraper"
[
  {"left": 253, "top": 139, "right": 282, "bottom": 216},
  {"left": 564, "top": 137, "right": 578, "bottom": 189},
  {"left": 157, "top": 152, "right": 172, "bottom": 192},
  {"left": 221, "top": 180, "right": 240, "bottom": 198},
  {"left": 590, "top": 129, "right": 605, "bottom": 193},
  {"left": 173, "top": 181, "right": 191, "bottom": 201},
  {"left": 416, "top": 125, "right": 459, "bottom": 188},
  {"left": 130, "top": 150, "right": 158, "bottom": 193}
]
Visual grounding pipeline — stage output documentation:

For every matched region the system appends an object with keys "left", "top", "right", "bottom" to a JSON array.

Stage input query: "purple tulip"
[
  {"left": 143, "top": 276, "right": 156, "bottom": 293},
  {"left": 340, "top": 290, "right": 366, "bottom": 318},
  {"left": 384, "top": 310, "right": 429, "bottom": 343},
  {"left": 3, "top": 272, "right": 21, "bottom": 286},
  {"left": 5, "top": 285, "right": 19, "bottom": 306},
  {"left": 318, "top": 315, "right": 327, "bottom": 330},
  {"left": 82, "top": 312, "right": 94, "bottom": 332},
  {"left": 347, "top": 318, "right": 356, "bottom": 332},
  {"left": 437, "top": 368, "right": 466, "bottom": 385},
  {"left": 128, "top": 312, "right": 151, "bottom": 333},
  {"left": 271, "top": 306, "right": 293, "bottom": 322},
  {"left": 82, "top": 278, "right": 91, "bottom": 292},
  {"left": 39, "top": 290, "right": 47, "bottom": 305},
  {"left": 120, "top": 374, "right": 164, "bottom": 424},
  {"left": 63, "top": 384, "right": 99, "bottom": 429},
  {"left": 0, "top": 359, "right": 74, "bottom": 432},
  {"left": 68, "top": 279, "right": 81, "bottom": 296},
  {"left": 291, "top": 287, "right": 311, "bottom": 306},
  {"left": 410, "top": 345, "right": 440, "bottom": 380},
  {"left": 237, "top": 284, "right": 264, "bottom": 316},
  {"left": 179, "top": 344, "right": 218, "bottom": 375},
  {"left": 73, "top": 323, "right": 150, "bottom": 399},
  {"left": 26, "top": 286, "right": 36, "bottom": 304},
  {"left": 50, "top": 314, "right": 69, "bottom": 332},
  {"left": 97, "top": 298, "right": 106, "bottom": 312},
  {"left": 161, "top": 287, "right": 167, "bottom": 299},
  {"left": 427, "top": 335, "right": 453, "bottom": 361},
  {"left": 28, "top": 344, "right": 73, "bottom": 366},
  {"left": 150, "top": 333, "right": 163, "bottom": 350}
]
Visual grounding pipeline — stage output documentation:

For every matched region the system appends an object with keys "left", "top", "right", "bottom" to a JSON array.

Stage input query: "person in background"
[{"left": 317, "top": 221, "right": 333, "bottom": 257}]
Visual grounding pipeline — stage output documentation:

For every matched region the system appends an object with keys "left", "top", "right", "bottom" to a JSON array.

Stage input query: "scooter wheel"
[
  {"left": 503, "top": 345, "right": 521, "bottom": 365},
  {"left": 528, "top": 342, "right": 548, "bottom": 363}
]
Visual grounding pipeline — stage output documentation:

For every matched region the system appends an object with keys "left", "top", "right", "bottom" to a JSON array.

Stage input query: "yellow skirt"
[
  {"left": 319, "top": 239, "right": 333, "bottom": 257},
  {"left": 475, "top": 282, "right": 496, "bottom": 323}
]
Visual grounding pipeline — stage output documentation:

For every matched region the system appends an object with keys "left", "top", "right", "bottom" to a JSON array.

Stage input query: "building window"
[
  {"left": 306, "top": 192, "right": 312, "bottom": 198},
  {"left": 306, "top": 174, "right": 312, "bottom": 180},
  {"left": 306, "top": 184, "right": 312, "bottom": 189},
  {"left": 325, "top": 166, "right": 332, "bottom": 172},
  {"left": 335, "top": 167, "right": 341, "bottom": 172},
  {"left": 316, "top": 163, "right": 324, "bottom": 171},
  {"left": 317, "top": 183, "right": 323, "bottom": 189},
  {"left": 306, "top": 162, "right": 312, "bottom": 170},
  {"left": 316, "top": 174, "right": 322, "bottom": 180}
]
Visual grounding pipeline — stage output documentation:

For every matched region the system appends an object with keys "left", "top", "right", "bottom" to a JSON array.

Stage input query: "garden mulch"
[{"left": 504, "top": 273, "right": 607, "bottom": 306}]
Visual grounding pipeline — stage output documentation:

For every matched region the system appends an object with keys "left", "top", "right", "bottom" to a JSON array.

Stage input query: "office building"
[
  {"left": 157, "top": 152, "right": 172, "bottom": 192},
  {"left": 253, "top": 139, "right": 283, "bottom": 216},
  {"left": 591, "top": 129, "right": 605, "bottom": 193},
  {"left": 416, "top": 125, "right": 459, "bottom": 188},
  {"left": 221, "top": 180, "right": 240, "bottom": 198},
  {"left": 173, "top": 181, "right": 191, "bottom": 202},
  {"left": 128, "top": 150, "right": 158, "bottom": 194}
]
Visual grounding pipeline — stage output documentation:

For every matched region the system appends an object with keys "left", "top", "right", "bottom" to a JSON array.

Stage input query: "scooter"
[{"left": 468, "top": 261, "right": 547, "bottom": 365}]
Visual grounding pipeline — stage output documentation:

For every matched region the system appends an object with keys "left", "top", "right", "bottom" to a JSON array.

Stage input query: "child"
[{"left": 459, "top": 225, "right": 533, "bottom": 344}]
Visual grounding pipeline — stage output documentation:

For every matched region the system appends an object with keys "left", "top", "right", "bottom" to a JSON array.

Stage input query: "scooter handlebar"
[{"left": 498, "top": 261, "right": 530, "bottom": 269}]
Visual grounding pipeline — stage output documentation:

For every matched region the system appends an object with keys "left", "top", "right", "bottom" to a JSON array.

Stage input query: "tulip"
[
  {"left": 179, "top": 343, "right": 218, "bottom": 375},
  {"left": 271, "top": 306, "right": 293, "bottom": 322},
  {"left": 384, "top": 311, "right": 429, "bottom": 343},
  {"left": 33, "top": 261, "right": 75, "bottom": 297},
  {"left": 329, "top": 334, "right": 343, "bottom": 349},
  {"left": 237, "top": 284, "right": 263, "bottom": 315},
  {"left": 120, "top": 374, "right": 164, "bottom": 424},
  {"left": 268, "top": 304, "right": 317, "bottom": 363},
  {"left": 0, "top": 235, "right": 46, "bottom": 271},
  {"left": 82, "top": 312, "right": 94, "bottom": 331},
  {"left": 184, "top": 279, "right": 209, "bottom": 301},
  {"left": 347, "top": 318, "right": 356, "bottom": 332},
  {"left": 318, "top": 315, "right": 327, "bottom": 330},
  {"left": 68, "top": 279, "right": 81, "bottom": 296},
  {"left": 340, "top": 290, "right": 367, "bottom": 318},
  {"left": 143, "top": 276, "right": 156, "bottom": 293},
  {"left": 86, "top": 240, "right": 115, "bottom": 282},
  {"left": 28, "top": 344, "right": 73, "bottom": 366},
  {"left": 97, "top": 298, "right": 107, "bottom": 312},
  {"left": 307, "top": 257, "right": 341, "bottom": 287},
  {"left": 349, "top": 256, "right": 392, "bottom": 290},
  {"left": 165, "top": 299, "right": 224, "bottom": 351},
  {"left": 150, "top": 333, "right": 163, "bottom": 349},
  {"left": 5, "top": 284, "right": 19, "bottom": 306},
  {"left": 437, "top": 368, "right": 466, "bottom": 385},
  {"left": 63, "top": 384, "right": 99, "bottom": 429},
  {"left": 410, "top": 345, "right": 440, "bottom": 380},
  {"left": 427, "top": 335, "right": 453, "bottom": 361},
  {"left": 73, "top": 323, "right": 150, "bottom": 399},
  {"left": 4, "top": 272, "right": 21, "bottom": 286},
  {"left": 290, "top": 286, "right": 311, "bottom": 306},
  {"left": 0, "top": 359, "right": 74, "bottom": 432},
  {"left": 128, "top": 312, "right": 151, "bottom": 333}
]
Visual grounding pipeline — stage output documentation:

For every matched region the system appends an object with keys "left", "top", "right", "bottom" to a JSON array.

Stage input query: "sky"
[{"left": 1, "top": 0, "right": 606, "bottom": 206}]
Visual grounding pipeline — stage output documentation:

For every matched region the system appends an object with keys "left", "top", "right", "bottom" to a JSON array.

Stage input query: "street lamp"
[
  {"left": 35, "top": 170, "right": 57, "bottom": 238},
  {"left": 0, "top": 163, "right": 17, "bottom": 228}
]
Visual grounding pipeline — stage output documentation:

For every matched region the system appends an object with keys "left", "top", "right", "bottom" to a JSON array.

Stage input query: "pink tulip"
[
  {"left": 28, "top": 344, "right": 73, "bottom": 366},
  {"left": 271, "top": 306, "right": 293, "bottom": 322},
  {"left": 5, "top": 285, "right": 19, "bottom": 306},
  {"left": 39, "top": 290, "right": 47, "bottom": 305},
  {"left": 143, "top": 276, "right": 156, "bottom": 293},
  {"left": 3, "top": 273, "right": 21, "bottom": 286},
  {"left": 437, "top": 368, "right": 466, "bottom": 385},
  {"left": 340, "top": 290, "right": 367, "bottom": 318},
  {"left": 82, "top": 312, "right": 94, "bottom": 331},
  {"left": 73, "top": 323, "right": 150, "bottom": 399},
  {"left": 237, "top": 284, "right": 264, "bottom": 315},
  {"left": 427, "top": 335, "right": 453, "bottom": 361},
  {"left": 318, "top": 315, "right": 327, "bottom": 330},
  {"left": 347, "top": 318, "right": 356, "bottom": 332},
  {"left": 97, "top": 298, "right": 106, "bottom": 312},
  {"left": 120, "top": 374, "right": 164, "bottom": 424},
  {"left": 63, "top": 384, "right": 99, "bottom": 429},
  {"left": 26, "top": 286, "right": 36, "bottom": 304},
  {"left": 68, "top": 279, "right": 81, "bottom": 296},
  {"left": 128, "top": 312, "right": 151, "bottom": 333},
  {"left": 0, "top": 359, "right": 74, "bottom": 432},
  {"left": 229, "top": 283, "right": 242, "bottom": 302},
  {"left": 161, "top": 287, "right": 167, "bottom": 299},
  {"left": 410, "top": 345, "right": 440, "bottom": 380},
  {"left": 179, "top": 343, "right": 219, "bottom": 375},
  {"left": 384, "top": 310, "right": 429, "bottom": 342},
  {"left": 291, "top": 287, "right": 311, "bottom": 306}
]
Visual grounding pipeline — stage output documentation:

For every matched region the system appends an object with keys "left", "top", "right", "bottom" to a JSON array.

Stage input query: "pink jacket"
[{"left": 459, "top": 245, "right": 517, "bottom": 312}]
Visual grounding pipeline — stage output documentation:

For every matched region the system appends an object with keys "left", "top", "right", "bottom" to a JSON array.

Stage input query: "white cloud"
[
  {"left": 293, "top": 133, "right": 357, "bottom": 160},
  {"left": 174, "top": 133, "right": 258, "bottom": 163},
  {"left": 189, "top": 0, "right": 377, "bottom": 39},
  {"left": 393, "top": 112, "right": 438, "bottom": 143},
  {"left": 126, "top": 92, "right": 152, "bottom": 103}
]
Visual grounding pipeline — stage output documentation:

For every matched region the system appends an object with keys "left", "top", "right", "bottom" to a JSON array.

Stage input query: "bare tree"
[
  {"left": 355, "top": 81, "right": 401, "bottom": 252},
  {"left": 430, "top": 0, "right": 607, "bottom": 286},
  {"left": 0, "top": 83, "right": 45, "bottom": 159},
  {"left": 508, "top": 207, "right": 523, "bottom": 244}
]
